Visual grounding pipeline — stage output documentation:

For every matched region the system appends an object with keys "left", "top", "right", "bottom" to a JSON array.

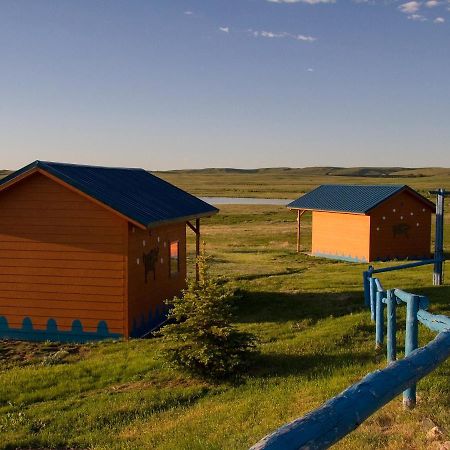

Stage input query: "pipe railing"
[{"left": 250, "top": 281, "right": 450, "bottom": 450}]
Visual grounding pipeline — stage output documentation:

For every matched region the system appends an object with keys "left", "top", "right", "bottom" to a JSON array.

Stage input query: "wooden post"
[
  {"left": 363, "top": 269, "right": 372, "bottom": 308},
  {"left": 195, "top": 218, "right": 200, "bottom": 282},
  {"left": 296, "top": 210, "right": 301, "bottom": 253},
  {"left": 369, "top": 277, "right": 377, "bottom": 322},
  {"left": 375, "top": 290, "right": 385, "bottom": 350},
  {"left": 403, "top": 294, "right": 420, "bottom": 409},
  {"left": 386, "top": 290, "right": 397, "bottom": 363},
  {"left": 186, "top": 219, "right": 201, "bottom": 282}
]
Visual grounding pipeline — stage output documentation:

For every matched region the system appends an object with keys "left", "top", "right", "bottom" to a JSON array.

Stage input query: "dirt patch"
[{"left": 0, "top": 339, "right": 87, "bottom": 370}]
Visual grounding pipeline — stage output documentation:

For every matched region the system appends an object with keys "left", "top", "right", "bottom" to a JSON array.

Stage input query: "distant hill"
[
  {"left": 0, "top": 170, "right": 10, "bottom": 180},
  {"left": 1, "top": 166, "right": 449, "bottom": 181},
  {"left": 157, "top": 166, "right": 450, "bottom": 178}
]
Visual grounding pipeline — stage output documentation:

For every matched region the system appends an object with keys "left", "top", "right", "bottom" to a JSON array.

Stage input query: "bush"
[{"left": 157, "top": 247, "right": 257, "bottom": 380}]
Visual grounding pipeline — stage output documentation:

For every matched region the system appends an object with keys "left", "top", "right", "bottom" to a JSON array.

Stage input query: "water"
[{"left": 200, "top": 197, "right": 293, "bottom": 206}]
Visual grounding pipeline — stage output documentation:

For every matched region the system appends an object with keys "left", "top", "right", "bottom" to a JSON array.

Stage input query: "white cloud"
[
  {"left": 267, "top": 0, "right": 335, "bottom": 4},
  {"left": 408, "top": 13, "right": 427, "bottom": 20},
  {"left": 425, "top": 0, "right": 439, "bottom": 7},
  {"left": 219, "top": 27, "right": 230, "bottom": 33},
  {"left": 253, "top": 30, "right": 316, "bottom": 42},
  {"left": 184, "top": 11, "right": 194, "bottom": 15},
  {"left": 434, "top": 16, "right": 445, "bottom": 22},
  {"left": 307, "top": 68, "right": 315, "bottom": 72},
  {"left": 399, "top": 1, "right": 421, "bottom": 13}
]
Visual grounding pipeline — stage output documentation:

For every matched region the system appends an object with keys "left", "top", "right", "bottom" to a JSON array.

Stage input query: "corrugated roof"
[
  {"left": 287, "top": 184, "right": 434, "bottom": 214},
  {"left": 0, "top": 161, "right": 218, "bottom": 227}
]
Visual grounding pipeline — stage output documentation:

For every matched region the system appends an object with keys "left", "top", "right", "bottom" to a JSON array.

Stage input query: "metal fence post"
[
  {"left": 375, "top": 290, "right": 385, "bottom": 350},
  {"left": 386, "top": 290, "right": 397, "bottom": 363},
  {"left": 403, "top": 294, "right": 420, "bottom": 409}
]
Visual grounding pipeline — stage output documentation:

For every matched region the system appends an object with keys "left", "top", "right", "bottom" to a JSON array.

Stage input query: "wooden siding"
[
  {"left": 0, "top": 172, "right": 127, "bottom": 335},
  {"left": 128, "top": 222, "right": 186, "bottom": 337},
  {"left": 311, "top": 211, "right": 371, "bottom": 262},
  {"left": 369, "top": 190, "right": 432, "bottom": 261}
]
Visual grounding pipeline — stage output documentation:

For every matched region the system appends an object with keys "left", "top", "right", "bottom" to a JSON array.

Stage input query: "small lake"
[{"left": 201, "top": 197, "right": 293, "bottom": 206}]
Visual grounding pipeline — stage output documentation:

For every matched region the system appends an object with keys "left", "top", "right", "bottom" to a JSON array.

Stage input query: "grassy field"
[
  {"left": 1, "top": 207, "right": 449, "bottom": 449},
  {"left": 1, "top": 170, "right": 450, "bottom": 449}
]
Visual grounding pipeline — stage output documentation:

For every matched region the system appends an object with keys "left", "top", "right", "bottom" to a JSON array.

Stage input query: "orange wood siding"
[
  {"left": 311, "top": 211, "right": 371, "bottom": 262},
  {"left": 369, "top": 190, "right": 432, "bottom": 261},
  {"left": 128, "top": 222, "right": 186, "bottom": 336},
  {"left": 0, "top": 172, "right": 127, "bottom": 335}
]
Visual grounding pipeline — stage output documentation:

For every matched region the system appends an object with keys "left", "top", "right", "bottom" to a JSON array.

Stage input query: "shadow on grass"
[
  {"left": 231, "top": 268, "right": 305, "bottom": 282},
  {"left": 413, "top": 285, "right": 450, "bottom": 314},
  {"left": 250, "top": 350, "right": 376, "bottom": 379},
  {"left": 234, "top": 290, "right": 365, "bottom": 324}
]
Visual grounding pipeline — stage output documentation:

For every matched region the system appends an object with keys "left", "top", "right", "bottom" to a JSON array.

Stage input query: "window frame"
[{"left": 169, "top": 240, "right": 180, "bottom": 277}]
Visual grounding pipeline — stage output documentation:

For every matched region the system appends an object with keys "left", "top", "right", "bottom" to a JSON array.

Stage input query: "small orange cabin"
[
  {"left": 288, "top": 185, "right": 435, "bottom": 263},
  {"left": 0, "top": 161, "right": 218, "bottom": 342}
]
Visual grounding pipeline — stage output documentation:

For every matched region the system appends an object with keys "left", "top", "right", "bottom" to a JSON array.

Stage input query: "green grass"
[{"left": 1, "top": 178, "right": 450, "bottom": 449}]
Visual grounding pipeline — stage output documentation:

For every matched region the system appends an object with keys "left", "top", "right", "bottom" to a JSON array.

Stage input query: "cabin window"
[{"left": 170, "top": 241, "right": 179, "bottom": 276}]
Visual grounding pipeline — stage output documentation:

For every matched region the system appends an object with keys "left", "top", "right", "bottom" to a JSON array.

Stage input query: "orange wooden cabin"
[
  {"left": 288, "top": 185, "right": 435, "bottom": 263},
  {"left": 0, "top": 161, "right": 218, "bottom": 342}
]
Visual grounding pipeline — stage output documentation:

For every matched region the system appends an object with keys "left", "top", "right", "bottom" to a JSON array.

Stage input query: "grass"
[{"left": 1, "top": 170, "right": 450, "bottom": 449}]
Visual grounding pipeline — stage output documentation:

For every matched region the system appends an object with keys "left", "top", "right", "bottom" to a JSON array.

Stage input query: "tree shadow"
[
  {"left": 234, "top": 289, "right": 365, "bottom": 324},
  {"left": 412, "top": 285, "right": 450, "bottom": 314},
  {"left": 250, "top": 350, "right": 376, "bottom": 379}
]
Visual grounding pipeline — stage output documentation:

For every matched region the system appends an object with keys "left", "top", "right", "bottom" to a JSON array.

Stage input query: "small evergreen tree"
[{"left": 158, "top": 247, "right": 257, "bottom": 380}]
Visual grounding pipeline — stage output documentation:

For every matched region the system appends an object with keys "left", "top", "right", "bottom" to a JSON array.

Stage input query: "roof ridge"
[
  {"left": 287, "top": 184, "right": 433, "bottom": 214},
  {"left": 38, "top": 160, "right": 147, "bottom": 171},
  {"left": 0, "top": 160, "right": 218, "bottom": 228}
]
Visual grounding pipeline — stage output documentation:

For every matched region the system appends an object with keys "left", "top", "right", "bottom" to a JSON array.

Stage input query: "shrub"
[{"left": 157, "top": 247, "right": 257, "bottom": 380}]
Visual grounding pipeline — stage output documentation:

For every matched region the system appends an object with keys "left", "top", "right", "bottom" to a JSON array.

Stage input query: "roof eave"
[
  {"left": 287, "top": 207, "right": 367, "bottom": 215},
  {"left": 146, "top": 209, "right": 219, "bottom": 229}
]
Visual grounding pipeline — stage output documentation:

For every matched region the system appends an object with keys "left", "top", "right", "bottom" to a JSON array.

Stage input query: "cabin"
[
  {"left": 288, "top": 185, "right": 434, "bottom": 263},
  {"left": 0, "top": 161, "right": 218, "bottom": 342}
]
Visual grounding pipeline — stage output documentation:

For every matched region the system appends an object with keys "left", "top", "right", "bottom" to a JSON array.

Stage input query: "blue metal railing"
[{"left": 250, "top": 281, "right": 450, "bottom": 450}]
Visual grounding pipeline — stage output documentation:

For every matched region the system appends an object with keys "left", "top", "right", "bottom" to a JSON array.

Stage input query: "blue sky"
[{"left": 1, "top": 0, "right": 449, "bottom": 170}]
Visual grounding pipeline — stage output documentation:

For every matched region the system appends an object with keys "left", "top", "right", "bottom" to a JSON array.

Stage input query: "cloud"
[
  {"left": 219, "top": 26, "right": 230, "bottom": 33},
  {"left": 408, "top": 13, "right": 427, "bottom": 20},
  {"left": 434, "top": 16, "right": 445, "bottom": 22},
  {"left": 425, "top": 0, "right": 440, "bottom": 6},
  {"left": 252, "top": 29, "right": 316, "bottom": 42},
  {"left": 399, "top": 1, "right": 421, "bottom": 13},
  {"left": 307, "top": 68, "right": 315, "bottom": 72},
  {"left": 184, "top": 11, "right": 194, "bottom": 15},
  {"left": 267, "top": 0, "right": 335, "bottom": 4}
]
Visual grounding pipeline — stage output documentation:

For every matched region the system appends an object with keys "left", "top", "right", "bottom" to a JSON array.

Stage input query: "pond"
[{"left": 200, "top": 197, "right": 293, "bottom": 206}]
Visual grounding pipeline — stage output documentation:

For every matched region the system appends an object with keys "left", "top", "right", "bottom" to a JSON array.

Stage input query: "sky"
[{"left": 1, "top": 0, "right": 450, "bottom": 170}]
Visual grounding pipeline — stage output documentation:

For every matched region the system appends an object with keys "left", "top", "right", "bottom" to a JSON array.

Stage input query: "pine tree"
[{"left": 158, "top": 247, "right": 257, "bottom": 380}]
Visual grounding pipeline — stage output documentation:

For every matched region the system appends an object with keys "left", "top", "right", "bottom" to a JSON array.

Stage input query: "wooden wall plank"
[
  {"left": 0, "top": 266, "right": 123, "bottom": 279},
  {"left": 0, "top": 291, "right": 123, "bottom": 303},
  {"left": 0, "top": 298, "right": 124, "bottom": 311}
]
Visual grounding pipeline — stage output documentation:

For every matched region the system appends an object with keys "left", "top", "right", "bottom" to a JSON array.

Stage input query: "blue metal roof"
[
  {"left": 287, "top": 184, "right": 434, "bottom": 214},
  {"left": 0, "top": 161, "right": 218, "bottom": 227}
]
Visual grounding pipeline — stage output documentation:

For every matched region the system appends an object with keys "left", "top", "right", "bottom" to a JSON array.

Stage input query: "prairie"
[{"left": 0, "top": 169, "right": 449, "bottom": 449}]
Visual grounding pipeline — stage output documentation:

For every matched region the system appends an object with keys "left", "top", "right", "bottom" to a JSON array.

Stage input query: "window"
[{"left": 169, "top": 241, "right": 179, "bottom": 276}]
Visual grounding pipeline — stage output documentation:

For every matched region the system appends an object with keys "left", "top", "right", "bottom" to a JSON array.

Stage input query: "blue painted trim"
[
  {"left": 312, "top": 252, "right": 368, "bottom": 263},
  {"left": 130, "top": 305, "right": 168, "bottom": 338},
  {"left": 370, "top": 259, "right": 441, "bottom": 274},
  {"left": 417, "top": 310, "right": 450, "bottom": 333},
  {"left": 0, "top": 317, "right": 122, "bottom": 343}
]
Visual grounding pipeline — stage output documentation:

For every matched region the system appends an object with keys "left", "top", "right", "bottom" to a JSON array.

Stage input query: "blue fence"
[{"left": 250, "top": 273, "right": 450, "bottom": 449}]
